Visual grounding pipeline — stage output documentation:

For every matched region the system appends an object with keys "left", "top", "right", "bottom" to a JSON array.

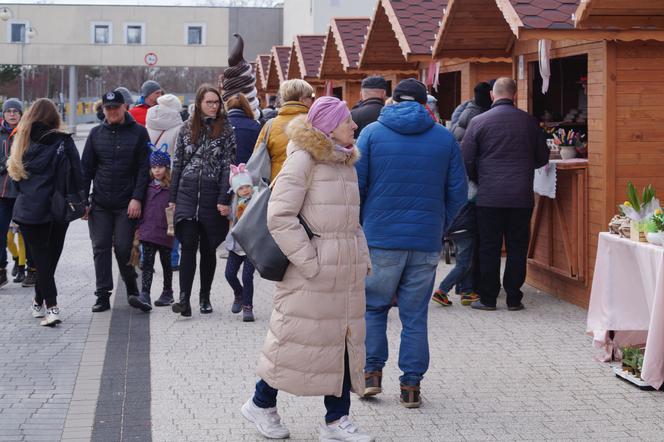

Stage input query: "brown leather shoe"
[
  {"left": 364, "top": 371, "right": 382, "bottom": 396},
  {"left": 400, "top": 383, "right": 421, "bottom": 408}
]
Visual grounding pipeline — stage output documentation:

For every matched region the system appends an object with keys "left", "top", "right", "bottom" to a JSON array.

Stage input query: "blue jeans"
[
  {"left": 225, "top": 251, "right": 255, "bottom": 306},
  {"left": 0, "top": 198, "right": 15, "bottom": 268},
  {"left": 253, "top": 351, "right": 351, "bottom": 423},
  {"left": 365, "top": 248, "right": 439, "bottom": 386},
  {"left": 171, "top": 238, "right": 180, "bottom": 267},
  {"left": 438, "top": 236, "right": 474, "bottom": 294}
]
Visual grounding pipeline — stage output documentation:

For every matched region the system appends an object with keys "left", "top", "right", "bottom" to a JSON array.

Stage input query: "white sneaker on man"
[
  {"left": 31, "top": 300, "right": 46, "bottom": 318},
  {"left": 241, "top": 398, "right": 290, "bottom": 439},
  {"left": 319, "top": 416, "right": 375, "bottom": 442},
  {"left": 40, "top": 307, "right": 61, "bottom": 327}
]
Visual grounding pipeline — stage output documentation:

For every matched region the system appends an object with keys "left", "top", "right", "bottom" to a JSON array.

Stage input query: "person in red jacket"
[{"left": 129, "top": 80, "right": 163, "bottom": 126}]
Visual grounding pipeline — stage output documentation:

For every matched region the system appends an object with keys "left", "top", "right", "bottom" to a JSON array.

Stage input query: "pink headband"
[
  {"left": 229, "top": 163, "right": 248, "bottom": 184},
  {"left": 306, "top": 96, "right": 350, "bottom": 136}
]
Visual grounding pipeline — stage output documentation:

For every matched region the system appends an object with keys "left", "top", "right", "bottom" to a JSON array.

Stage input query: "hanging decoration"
[{"left": 539, "top": 39, "right": 552, "bottom": 94}]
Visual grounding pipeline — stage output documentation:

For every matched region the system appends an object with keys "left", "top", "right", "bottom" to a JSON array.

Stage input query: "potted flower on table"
[{"left": 618, "top": 182, "right": 659, "bottom": 242}]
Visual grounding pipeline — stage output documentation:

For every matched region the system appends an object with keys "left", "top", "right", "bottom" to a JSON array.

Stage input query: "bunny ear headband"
[
  {"left": 229, "top": 163, "right": 249, "bottom": 184},
  {"left": 148, "top": 142, "right": 168, "bottom": 154}
]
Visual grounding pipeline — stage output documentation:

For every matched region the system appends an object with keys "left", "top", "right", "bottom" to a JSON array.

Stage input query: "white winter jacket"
[{"left": 146, "top": 105, "right": 183, "bottom": 159}]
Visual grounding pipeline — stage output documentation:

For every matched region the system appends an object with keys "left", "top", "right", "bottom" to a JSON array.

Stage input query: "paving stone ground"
[{"left": 2, "top": 129, "right": 664, "bottom": 441}]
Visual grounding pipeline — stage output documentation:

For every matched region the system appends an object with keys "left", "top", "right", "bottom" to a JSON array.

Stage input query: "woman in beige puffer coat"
[{"left": 242, "top": 97, "right": 374, "bottom": 442}]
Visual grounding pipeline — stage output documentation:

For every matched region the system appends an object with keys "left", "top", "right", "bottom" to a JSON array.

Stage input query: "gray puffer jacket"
[{"left": 451, "top": 101, "right": 488, "bottom": 143}]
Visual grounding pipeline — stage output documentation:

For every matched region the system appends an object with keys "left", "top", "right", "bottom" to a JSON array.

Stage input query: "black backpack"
[{"left": 50, "top": 141, "right": 85, "bottom": 223}]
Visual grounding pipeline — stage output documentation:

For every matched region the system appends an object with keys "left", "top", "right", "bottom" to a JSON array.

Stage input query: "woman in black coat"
[
  {"left": 8, "top": 98, "right": 84, "bottom": 327},
  {"left": 170, "top": 85, "right": 236, "bottom": 317}
]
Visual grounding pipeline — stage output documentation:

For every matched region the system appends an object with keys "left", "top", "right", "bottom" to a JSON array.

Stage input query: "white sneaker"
[
  {"left": 40, "top": 307, "right": 61, "bottom": 327},
  {"left": 319, "top": 416, "right": 375, "bottom": 442},
  {"left": 31, "top": 300, "right": 46, "bottom": 318},
  {"left": 241, "top": 398, "right": 290, "bottom": 439}
]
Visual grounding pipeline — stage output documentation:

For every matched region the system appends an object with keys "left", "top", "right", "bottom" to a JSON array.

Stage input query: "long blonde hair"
[{"left": 8, "top": 99, "right": 63, "bottom": 181}]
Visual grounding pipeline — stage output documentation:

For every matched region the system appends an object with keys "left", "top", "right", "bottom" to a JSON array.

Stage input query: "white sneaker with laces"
[
  {"left": 40, "top": 307, "right": 61, "bottom": 327},
  {"left": 241, "top": 398, "right": 290, "bottom": 439},
  {"left": 31, "top": 300, "right": 46, "bottom": 318},
  {"left": 319, "top": 416, "right": 375, "bottom": 442}
]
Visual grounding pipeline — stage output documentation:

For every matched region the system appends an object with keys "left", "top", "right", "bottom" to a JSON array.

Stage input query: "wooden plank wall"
[
  {"left": 514, "top": 40, "right": 606, "bottom": 307},
  {"left": 470, "top": 62, "right": 513, "bottom": 90},
  {"left": 614, "top": 41, "right": 664, "bottom": 203},
  {"left": 441, "top": 61, "right": 472, "bottom": 101}
]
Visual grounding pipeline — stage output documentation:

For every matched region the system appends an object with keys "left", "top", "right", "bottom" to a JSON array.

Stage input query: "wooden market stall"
[
  {"left": 431, "top": 0, "right": 512, "bottom": 120},
  {"left": 433, "top": 0, "right": 664, "bottom": 307},
  {"left": 264, "top": 50, "right": 283, "bottom": 105},
  {"left": 357, "top": 0, "right": 436, "bottom": 104},
  {"left": 287, "top": 35, "right": 327, "bottom": 99},
  {"left": 255, "top": 54, "right": 273, "bottom": 105},
  {"left": 272, "top": 45, "right": 291, "bottom": 87},
  {"left": 318, "top": 17, "right": 371, "bottom": 107}
]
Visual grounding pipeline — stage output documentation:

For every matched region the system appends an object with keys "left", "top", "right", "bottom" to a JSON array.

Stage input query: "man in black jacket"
[
  {"left": 350, "top": 76, "right": 387, "bottom": 139},
  {"left": 461, "top": 78, "right": 549, "bottom": 311},
  {"left": 82, "top": 91, "right": 150, "bottom": 313}
]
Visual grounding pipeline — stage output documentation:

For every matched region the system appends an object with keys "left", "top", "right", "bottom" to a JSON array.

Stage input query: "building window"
[
  {"left": 124, "top": 23, "right": 145, "bottom": 45},
  {"left": 7, "top": 20, "right": 28, "bottom": 43},
  {"left": 184, "top": 23, "right": 206, "bottom": 46},
  {"left": 91, "top": 22, "right": 112, "bottom": 45}
]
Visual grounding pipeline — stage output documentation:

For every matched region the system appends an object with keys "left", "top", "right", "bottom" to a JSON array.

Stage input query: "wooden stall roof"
[
  {"left": 271, "top": 45, "right": 292, "bottom": 83},
  {"left": 359, "top": 0, "right": 446, "bottom": 70},
  {"left": 319, "top": 18, "right": 370, "bottom": 80},
  {"left": 265, "top": 50, "right": 281, "bottom": 92},
  {"left": 575, "top": 0, "right": 664, "bottom": 29},
  {"left": 434, "top": 0, "right": 664, "bottom": 59},
  {"left": 255, "top": 54, "right": 271, "bottom": 90},
  {"left": 288, "top": 35, "right": 326, "bottom": 80}
]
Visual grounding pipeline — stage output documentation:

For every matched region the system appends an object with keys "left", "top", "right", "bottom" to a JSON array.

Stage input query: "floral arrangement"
[
  {"left": 619, "top": 182, "right": 659, "bottom": 222},
  {"left": 551, "top": 128, "right": 585, "bottom": 147}
]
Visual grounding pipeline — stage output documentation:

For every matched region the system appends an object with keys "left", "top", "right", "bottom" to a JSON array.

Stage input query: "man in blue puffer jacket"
[{"left": 356, "top": 79, "right": 467, "bottom": 408}]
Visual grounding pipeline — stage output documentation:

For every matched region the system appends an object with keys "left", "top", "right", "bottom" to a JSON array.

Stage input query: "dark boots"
[
  {"left": 92, "top": 291, "right": 111, "bottom": 312},
  {"left": 199, "top": 293, "right": 213, "bottom": 314},
  {"left": 154, "top": 289, "right": 174, "bottom": 307},
  {"left": 0, "top": 268, "right": 7, "bottom": 288},
  {"left": 13, "top": 266, "right": 25, "bottom": 283},
  {"left": 172, "top": 292, "right": 192, "bottom": 317},
  {"left": 22, "top": 268, "right": 37, "bottom": 287}
]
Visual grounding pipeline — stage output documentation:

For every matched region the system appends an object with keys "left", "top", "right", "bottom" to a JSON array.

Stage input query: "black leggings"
[
  {"left": 175, "top": 220, "right": 217, "bottom": 297},
  {"left": 20, "top": 222, "right": 68, "bottom": 308},
  {"left": 140, "top": 241, "right": 172, "bottom": 294}
]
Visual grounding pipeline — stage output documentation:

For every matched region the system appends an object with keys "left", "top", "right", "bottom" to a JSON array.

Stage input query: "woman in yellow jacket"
[{"left": 254, "top": 79, "right": 314, "bottom": 181}]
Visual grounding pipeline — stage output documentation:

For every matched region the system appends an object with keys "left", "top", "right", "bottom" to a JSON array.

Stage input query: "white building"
[
  {"left": 282, "top": 0, "right": 374, "bottom": 43},
  {"left": 0, "top": 3, "right": 282, "bottom": 67}
]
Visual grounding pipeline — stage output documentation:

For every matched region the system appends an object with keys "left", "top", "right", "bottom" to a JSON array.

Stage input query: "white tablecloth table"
[{"left": 587, "top": 232, "right": 664, "bottom": 389}]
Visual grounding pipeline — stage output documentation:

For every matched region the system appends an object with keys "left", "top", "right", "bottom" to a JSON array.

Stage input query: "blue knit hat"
[{"left": 149, "top": 143, "right": 171, "bottom": 168}]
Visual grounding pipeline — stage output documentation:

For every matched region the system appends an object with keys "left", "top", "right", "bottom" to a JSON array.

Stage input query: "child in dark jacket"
[
  {"left": 432, "top": 183, "right": 478, "bottom": 307},
  {"left": 224, "top": 164, "right": 257, "bottom": 322},
  {"left": 129, "top": 147, "right": 174, "bottom": 312}
]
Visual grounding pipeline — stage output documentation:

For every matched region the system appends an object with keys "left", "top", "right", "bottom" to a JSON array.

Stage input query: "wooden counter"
[{"left": 527, "top": 159, "right": 589, "bottom": 306}]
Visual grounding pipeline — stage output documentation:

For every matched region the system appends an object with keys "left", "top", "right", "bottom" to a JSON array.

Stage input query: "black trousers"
[
  {"left": 20, "top": 222, "right": 68, "bottom": 308},
  {"left": 140, "top": 241, "right": 172, "bottom": 294},
  {"left": 88, "top": 206, "right": 138, "bottom": 296},
  {"left": 476, "top": 206, "right": 533, "bottom": 308},
  {"left": 175, "top": 220, "right": 218, "bottom": 297}
]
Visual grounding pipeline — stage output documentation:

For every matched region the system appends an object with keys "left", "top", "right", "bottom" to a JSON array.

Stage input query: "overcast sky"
[{"left": 4, "top": 0, "right": 280, "bottom": 5}]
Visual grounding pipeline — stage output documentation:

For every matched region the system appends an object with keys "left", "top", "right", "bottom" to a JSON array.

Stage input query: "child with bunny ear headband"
[
  {"left": 224, "top": 163, "right": 258, "bottom": 322},
  {"left": 128, "top": 143, "right": 175, "bottom": 311}
]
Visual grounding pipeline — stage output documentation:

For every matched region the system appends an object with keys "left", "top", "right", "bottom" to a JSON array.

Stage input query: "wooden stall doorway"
[
  {"left": 434, "top": 71, "right": 462, "bottom": 122},
  {"left": 529, "top": 54, "right": 588, "bottom": 132},
  {"left": 527, "top": 53, "right": 589, "bottom": 293}
]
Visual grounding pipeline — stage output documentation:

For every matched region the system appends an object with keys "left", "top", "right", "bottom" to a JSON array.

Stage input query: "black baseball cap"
[
  {"left": 361, "top": 76, "right": 388, "bottom": 91},
  {"left": 102, "top": 91, "right": 125, "bottom": 108},
  {"left": 393, "top": 78, "right": 428, "bottom": 105}
]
